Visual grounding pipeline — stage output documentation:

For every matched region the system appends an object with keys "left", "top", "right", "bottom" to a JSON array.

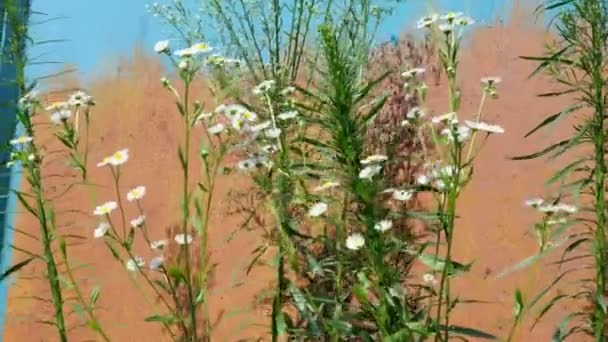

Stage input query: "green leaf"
[
  {"left": 417, "top": 253, "right": 472, "bottom": 277},
  {"left": 15, "top": 191, "right": 37, "bottom": 217},
  {"left": 524, "top": 104, "right": 582, "bottom": 138},
  {"left": 167, "top": 266, "right": 185, "bottom": 283},
  {"left": 531, "top": 294, "right": 568, "bottom": 330},
  {"left": 90, "top": 286, "right": 101, "bottom": 306},
  {"left": 547, "top": 157, "right": 589, "bottom": 186},
  {"left": 0, "top": 257, "right": 34, "bottom": 281},
  {"left": 145, "top": 314, "right": 177, "bottom": 324},
  {"left": 511, "top": 138, "right": 572, "bottom": 160},
  {"left": 552, "top": 313, "right": 575, "bottom": 342},
  {"left": 177, "top": 146, "right": 187, "bottom": 170},
  {"left": 496, "top": 244, "right": 560, "bottom": 278},
  {"left": 514, "top": 289, "right": 524, "bottom": 319},
  {"left": 438, "top": 324, "right": 498, "bottom": 340}
]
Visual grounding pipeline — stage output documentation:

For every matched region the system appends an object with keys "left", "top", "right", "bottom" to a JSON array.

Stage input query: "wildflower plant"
[
  {"left": 408, "top": 11, "right": 503, "bottom": 341},
  {"left": 504, "top": 0, "right": 608, "bottom": 340},
  {"left": 0, "top": 2, "right": 110, "bottom": 341}
]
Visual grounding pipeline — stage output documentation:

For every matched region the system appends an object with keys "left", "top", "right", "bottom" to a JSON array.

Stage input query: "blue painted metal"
[{"left": 0, "top": 1, "right": 30, "bottom": 338}]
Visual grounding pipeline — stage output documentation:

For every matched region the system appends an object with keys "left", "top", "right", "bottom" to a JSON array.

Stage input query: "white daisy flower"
[
  {"left": 150, "top": 239, "right": 168, "bottom": 250},
  {"left": 215, "top": 104, "right": 228, "bottom": 114},
  {"left": 19, "top": 90, "right": 39, "bottom": 106},
  {"left": 251, "top": 121, "right": 272, "bottom": 132},
  {"left": 174, "top": 42, "right": 212, "bottom": 57},
  {"left": 241, "top": 110, "right": 258, "bottom": 122},
  {"left": 97, "top": 148, "right": 129, "bottom": 167},
  {"left": 93, "top": 201, "right": 118, "bottom": 216},
  {"left": 524, "top": 198, "right": 544, "bottom": 208},
  {"left": 392, "top": 190, "right": 414, "bottom": 201},
  {"left": 441, "top": 125, "right": 470, "bottom": 142},
  {"left": 439, "top": 23, "right": 454, "bottom": 34},
  {"left": 555, "top": 203, "right": 577, "bottom": 214},
  {"left": 374, "top": 220, "right": 393, "bottom": 232},
  {"left": 423, "top": 273, "right": 436, "bottom": 284},
  {"left": 149, "top": 256, "right": 164, "bottom": 271},
  {"left": 465, "top": 120, "right": 505, "bottom": 134},
  {"left": 440, "top": 11, "right": 463, "bottom": 22},
  {"left": 130, "top": 215, "right": 146, "bottom": 228},
  {"left": 417, "top": 174, "right": 430, "bottom": 185},
  {"left": 308, "top": 202, "right": 328, "bottom": 217},
  {"left": 154, "top": 39, "right": 170, "bottom": 53},
  {"left": 178, "top": 59, "right": 189, "bottom": 70},
  {"left": 50, "top": 110, "right": 72, "bottom": 125},
  {"left": 361, "top": 154, "right": 388, "bottom": 165},
  {"left": 68, "top": 91, "right": 94, "bottom": 106},
  {"left": 481, "top": 77, "right": 502, "bottom": 86},
  {"left": 207, "top": 123, "right": 225, "bottom": 135},
  {"left": 94, "top": 223, "right": 110, "bottom": 238},
  {"left": 401, "top": 119, "right": 411, "bottom": 127},
  {"left": 237, "top": 158, "right": 258, "bottom": 171},
  {"left": 280, "top": 86, "right": 296, "bottom": 96},
  {"left": 126, "top": 256, "right": 145, "bottom": 271},
  {"left": 313, "top": 181, "right": 340, "bottom": 192},
  {"left": 126, "top": 186, "right": 146, "bottom": 202},
  {"left": 359, "top": 165, "right": 383, "bottom": 180},
  {"left": 346, "top": 233, "right": 365, "bottom": 250},
  {"left": 417, "top": 14, "right": 439, "bottom": 28},
  {"left": 9, "top": 136, "right": 33, "bottom": 145},
  {"left": 265, "top": 127, "right": 282, "bottom": 138},
  {"left": 252, "top": 80, "right": 276, "bottom": 95},
  {"left": 401, "top": 67, "right": 426, "bottom": 79},
  {"left": 432, "top": 112, "right": 458, "bottom": 125},
  {"left": 406, "top": 107, "right": 425, "bottom": 120},
  {"left": 225, "top": 104, "right": 246, "bottom": 117},
  {"left": 261, "top": 145, "right": 279, "bottom": 154},
  {"left": 456, "top": 16, "right": 475, "bottom": 26},
  {"left": 174, "top": 233, "right": 193, "bottom": 245},
  {"left": 277, "top": 111, "right": 299, "bottom": 120}
]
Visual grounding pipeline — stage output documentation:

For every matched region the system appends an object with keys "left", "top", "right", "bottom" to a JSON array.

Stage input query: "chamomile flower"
[
  {"left": 406, "top": 107, "right": 425, "bottom": 120},
  {"left": 174, "top": 42, "right": 212, "bottom": 57},
  {"left": 174, "top": 233, "right": 193, "bottom": 245},
  {"left": 465, "top": 120, "right": 505, "bottom": 134},
  {"left": 440, "top": 11, "right": 463, "bottom": 22},
  {"left": 432, "top": 112, "right": 458, "bottom": 125},
  {"left": 265, "top": 127, "right": 282, "bottom": 138},
  {"left": 126, "top": 186, "right": 146, "bottom": 202},
  {"left": 392, "top": 190, "right": 414, "bottom": 201},
  {"left": 9, "top": 136, "right": 33, "bottom": 146},
  {"left": 149, "top": 256, "right": 165, "bottom": 271},
  {"left": 359, "top": 165, "right": 383, "bottom": 180},
  {"left": 456, "top": 16, "right": 475, "bottom": 26},
  {"left": 93, "top": 201, "right": 117, "bottom": 216},
  {"left": 126, "top": 256, "right": 145, "bottom": 271},
  {"left": 252, "top": 80, "right": 276, "bottom": 95},
  {"left": 97, "top": 149, "right": 129, "bottom": 167},
  {"left": 150, "top": 239, "right": 168, "bottom": 250},
  {"left": 524, "top": 198, "right": 544, "bottom": 208},
  {"left": 154, "top": 39, "right": 170, "bottom": 53},
  {"left": 361, "top": 154, "right": 388, "bottom": 164},
  {"left": 50, "top": 110, "right": 72, "bottom": 124},
  {"left": 280, "top": 86, "right": 296, "bottom": 96},
  {"left": 439, "top": 23, "right": 454, "bottom": 34},
  {"left": 130, "top": 215, "right": 146, "bottom": 228},
  {"left": 277, "top": 110, "right": 299, "bottom": 120},
  {"left": 401, "top": 67, "right": 426, "bottom": 79},
  {"left": 207, "top": 123, "right": 225, "bottom": 135},
  {"left": 94, "top": 223, "right": 110, "bottom": 238},
  {"left": 423, "top": 273, "right": 436, "bottom": 284},
  {"left": 441, "top": 125, "right": 470, "bottom": 142},
  {"left": 417, "top": 174, "right": 430, "bottom": 185},
  {"left": 237, "top": 158, "right": 258, "bottom": 171},
  {"left": 68, "top": 91, "right": 94, "bottom": 106},
  {"left": 313, "top": 180, "right": 340, "bottom": 192},
  {"left": 481, "top": 77, "right": 502, "bottom": 86},
  {"left": 308, "top": 202, "right": 328, "bottom": 217},
  {"left": 346, "top": 233, "right": 365, "bottom": 250},
  {"left": 374, "top": 220, "right": 393, "bottom": 232},
  {"left": 417, "top": 14, "right": 439, "bottom": 29},
  {"left": 225, "top": 104, "right": 246, "bottom": 117},
  {"left": 251, "top": 121, "right": 271, "bottom": 132}
]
